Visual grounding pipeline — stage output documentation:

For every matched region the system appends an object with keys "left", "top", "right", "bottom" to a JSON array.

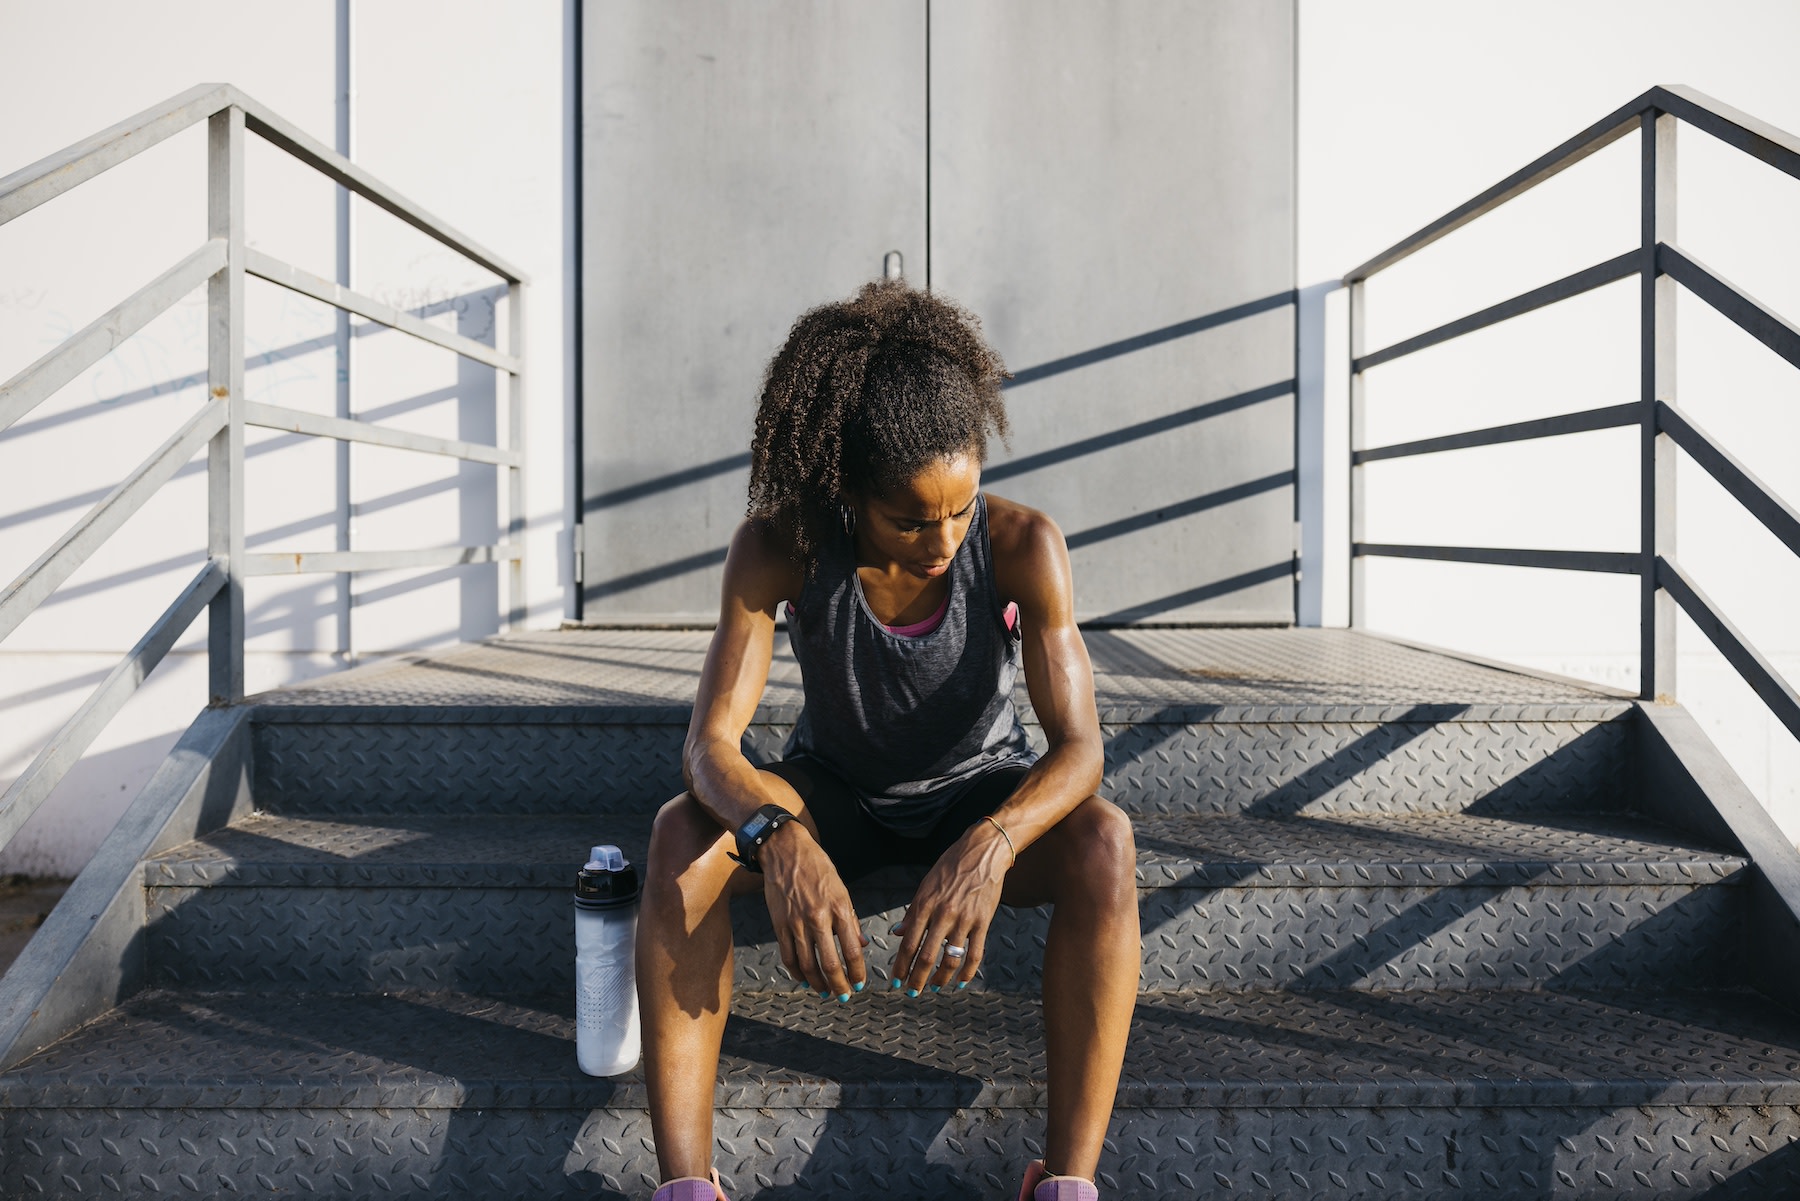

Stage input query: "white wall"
[
  {"left": 1300, "top": 0, "right": 1800, "bottom": 835},
  {"left": 0, "top": 0, "right": 572, "bottom": 874}
]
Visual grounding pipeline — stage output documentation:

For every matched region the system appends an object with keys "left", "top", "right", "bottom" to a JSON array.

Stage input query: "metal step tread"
[
  {"left": 6, "top": 987, "right": 1799, "bottom": 1112},
  {"left": 144, "top": 811, "right": 1742, "bottom": 891},
  {"left": 248, "top": 627, "right": 1631, "bottom": 724}
]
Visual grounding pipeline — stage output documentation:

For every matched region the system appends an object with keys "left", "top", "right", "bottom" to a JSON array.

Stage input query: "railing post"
[
  {"left": 1295, "top": 283, "right": 1332, "bottom": 627},
  {"left": 1640, "top": 109, "right": 1677, "bottom": 701},
  {"left": 1347, "top": 277, "right": 1367, "bottom": 628},
  {"left": 335, "top": 4, "right": 356, "bottom": 667},
  {"left": 506, "top": 280, "right": 527, "bottom": 631},
  {"left": 207, "top": 105, "right": 246, "bottom": 704}
]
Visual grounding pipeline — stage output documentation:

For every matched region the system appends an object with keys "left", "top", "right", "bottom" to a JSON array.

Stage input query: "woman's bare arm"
[
  {"left": 682, "top": 519, "right": 799, "bottom": 831},
  {"left": 985, "top": 497, "right": 1105, "bottom": 847},
  {"left": 682, "top": 519, "right": 868, "bottom": 997}
]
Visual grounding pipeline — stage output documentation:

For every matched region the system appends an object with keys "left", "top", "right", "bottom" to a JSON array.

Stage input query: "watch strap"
[{"left": 728, "top": 803, "right": 796, "bottom": 873}]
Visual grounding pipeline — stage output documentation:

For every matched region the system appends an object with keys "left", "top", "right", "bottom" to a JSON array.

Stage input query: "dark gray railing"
[
  {"left": 1347, "top": 84, "right": 1800, "bottom": 743},
  {"left": 0, "top": 82, "right": 528, "bottom": 854}
]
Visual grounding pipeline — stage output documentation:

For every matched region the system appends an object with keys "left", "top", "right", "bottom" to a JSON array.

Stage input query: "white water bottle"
[{"left": 575, "top": 844, "right": 641, "bottom": 1076}]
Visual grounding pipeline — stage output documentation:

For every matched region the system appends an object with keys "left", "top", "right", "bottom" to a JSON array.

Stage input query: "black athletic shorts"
[{"left": 762, "top": 757, "right": 1029, "bottom": 883}]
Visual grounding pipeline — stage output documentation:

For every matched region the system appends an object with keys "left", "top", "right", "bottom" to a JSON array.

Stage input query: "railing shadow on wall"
[
  {"left": 580, "top": 290, "right": 1306, "bottom": 619},
  {"left": 0, "top": 288, "right": 511, "bottom": 717}
]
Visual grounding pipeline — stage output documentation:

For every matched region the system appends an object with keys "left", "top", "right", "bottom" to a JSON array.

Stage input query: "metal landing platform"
[{"left": 253, "top": 626, "right": 1623, "bottom": 719}]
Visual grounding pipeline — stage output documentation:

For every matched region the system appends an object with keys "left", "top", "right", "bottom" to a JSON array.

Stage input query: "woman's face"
[{"left": 852, "top": 451, "right": 982, "bottom": 579}]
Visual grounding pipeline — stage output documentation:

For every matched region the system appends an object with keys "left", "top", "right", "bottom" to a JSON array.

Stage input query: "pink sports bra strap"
[
  {"left": 885, "top": 591, "right": 952, "bottom": 638},
  {"left": 792, "top": 596, "right": 1014, "bottom": 638}
]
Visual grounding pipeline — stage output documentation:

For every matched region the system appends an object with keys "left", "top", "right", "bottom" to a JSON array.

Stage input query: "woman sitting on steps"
[{"left": 638, "top": 279, "right": 1139, "bottom": 1201}]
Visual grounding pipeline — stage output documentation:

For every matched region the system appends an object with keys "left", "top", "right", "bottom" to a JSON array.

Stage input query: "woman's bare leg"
[
  {"left": 642, "top": 787, "right": 1135, "bottom": 1183},
  {"left": 637, "top": 792, "right": 762, "bottom": 1181},
  {"left": 1001, "top": 797, "right": 1139, "bottom": 1181},
  {"left": 639, "top": 771, "right": 826, "bottom": 1182}
]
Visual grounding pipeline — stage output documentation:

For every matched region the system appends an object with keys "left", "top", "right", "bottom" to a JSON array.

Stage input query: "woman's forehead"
[{"left": 876, "top": 453, "right": 982, "bottom": 514}]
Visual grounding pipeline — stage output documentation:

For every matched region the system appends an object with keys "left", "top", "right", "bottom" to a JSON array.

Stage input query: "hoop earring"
[{"left": 840, "top": 504, "right": 855, "bottom": 536}]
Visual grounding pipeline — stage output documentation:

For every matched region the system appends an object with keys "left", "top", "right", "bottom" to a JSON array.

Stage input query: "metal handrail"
[
  {"left": 0, "top": 83, "right": 527, "bottom": 281},
  {"left": 1346, "top": 83, "right": 1800, "bottom": 749},
  {"left": 0, "top": 562, "right": 224, "bottom": 851},
  {"left": 0, "top": 403, "right": 228, "bottom": 643},
  {"left": 0, "top": 84, "right": 528, "bottom": 860},
  {"left": 1342, "top": 85, "right": 1800, "bottom": 284},
  {"left": 1354, "top": 402, "right": 1641, "bottom": 465},
  {"left": 0, "top": 241, "right": 229, "bottom": 435},
  {"left": 243, "top": 249, "right": 522, "bottom": 372}
]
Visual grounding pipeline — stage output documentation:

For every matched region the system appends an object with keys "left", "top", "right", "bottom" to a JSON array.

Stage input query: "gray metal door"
[
  {"left": 931, "top": 0, "right": 1297, "bottom": 623},
  {"left": 581, "top": 1, "right": 1295, "bottom": 624},
  {"left": 581, "top": 3, "right": 927, "bottom": 622}
]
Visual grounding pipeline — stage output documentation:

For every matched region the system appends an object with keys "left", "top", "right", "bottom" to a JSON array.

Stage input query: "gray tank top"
[{"left": 782, "top": 494, "right": 1038, "bottom": 835}]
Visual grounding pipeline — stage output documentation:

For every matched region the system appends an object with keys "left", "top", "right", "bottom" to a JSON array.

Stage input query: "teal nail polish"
[
  {"left": 906, "top": 988, "right": 919, "bottom": 998},
  {"left": 957, "top": 981, "right": 968, "bottom": 990},
  {"left": 891, "top": 978, "right": 902, "bottom": 989},
  {"left": 818, "top": 991, "right": 830, "bottom": 1000},
  {"left": 931, "top": 985, "right": 940, "bottom": 993},
  {"left": 889, "top": 923, "right": 904, "bottom": 935},
  {"left": 853, "top": 981, "right": 865, "bottom": 992},
  {"left": 838, "top": 993, "right": 851, "bottom": 1003}
]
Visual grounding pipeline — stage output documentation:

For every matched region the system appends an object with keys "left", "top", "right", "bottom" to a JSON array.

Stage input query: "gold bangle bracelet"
[{"left": 983, "top": 815, "right": 1017, "bottom": 865}]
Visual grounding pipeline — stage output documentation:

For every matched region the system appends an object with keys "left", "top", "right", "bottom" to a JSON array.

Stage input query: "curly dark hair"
[{"left": 748, "top": 279, "right": 1011, "bottom": 568}]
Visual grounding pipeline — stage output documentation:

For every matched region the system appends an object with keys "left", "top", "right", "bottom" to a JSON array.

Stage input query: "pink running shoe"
[
  {"left": 1015, "top": 1159, "right": 1098, "bottom": 1201},
  {"left": 651, "top": 1168, "right": 728, "bottom": 1201}
]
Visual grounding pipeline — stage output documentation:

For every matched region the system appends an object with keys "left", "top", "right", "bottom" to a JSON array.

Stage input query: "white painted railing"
[{"left": 0, "top": 82, "right": 528, "bottom": 853}]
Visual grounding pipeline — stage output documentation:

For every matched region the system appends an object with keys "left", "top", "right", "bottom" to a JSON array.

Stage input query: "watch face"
[{"left": 742, "top": 814, "right": 771, "bottom": 842}]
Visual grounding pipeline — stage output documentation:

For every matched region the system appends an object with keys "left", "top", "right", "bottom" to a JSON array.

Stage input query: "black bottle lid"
[{"left": 575, "top": 844, "right": 640, "bottom": 909}]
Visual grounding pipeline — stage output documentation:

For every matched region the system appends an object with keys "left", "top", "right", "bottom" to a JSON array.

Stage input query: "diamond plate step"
[
  {"left": 143, "top": 811, "right": 1747, "bottom": 995},
  {"left": 6, "top": 988, "right": 1800, "bottom": 1198},
  {"left": 247, "top": 629, "right": 1634, "bottom": 819},
  {"left": 248, "top": 710, "right": 1634, "bottom": 818},
  {"left": 253, "top": 627, "right": 1625, "bottom": 714}
]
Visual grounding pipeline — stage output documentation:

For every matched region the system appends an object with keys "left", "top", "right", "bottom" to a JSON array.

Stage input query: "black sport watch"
[{"left": 728, "top": 803, "right": 797, "bottom": 873}]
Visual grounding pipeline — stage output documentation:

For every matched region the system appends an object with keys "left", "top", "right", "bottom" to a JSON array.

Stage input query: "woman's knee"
[
  {"left": 647, "top": 793, "right": 732, "bottom": 882},
  {"left": 1049, "top": 797, "right": 1137, "bottom": 888}
]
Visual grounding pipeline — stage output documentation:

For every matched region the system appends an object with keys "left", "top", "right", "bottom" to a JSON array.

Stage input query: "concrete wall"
[
  {"left": 0, "top": 0, "right": 572, "bottom": 875},
  {"left": 1299, "top": 0, "right": 1800, "bottom": 836}
]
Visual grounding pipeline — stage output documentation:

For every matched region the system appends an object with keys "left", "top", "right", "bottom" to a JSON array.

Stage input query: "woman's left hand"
[{"left": 890, "top": 819, "right": 1013, "bottom": 993}]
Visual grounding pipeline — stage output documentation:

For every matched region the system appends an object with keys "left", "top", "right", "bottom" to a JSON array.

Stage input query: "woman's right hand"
[{"left": 760, "top": 824, "right": 867, "bottom": 998}]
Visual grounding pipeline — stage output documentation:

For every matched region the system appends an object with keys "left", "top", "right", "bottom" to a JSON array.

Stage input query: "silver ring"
[{"left": 943, "top": 944, "right": 966, "bottom": 959}]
